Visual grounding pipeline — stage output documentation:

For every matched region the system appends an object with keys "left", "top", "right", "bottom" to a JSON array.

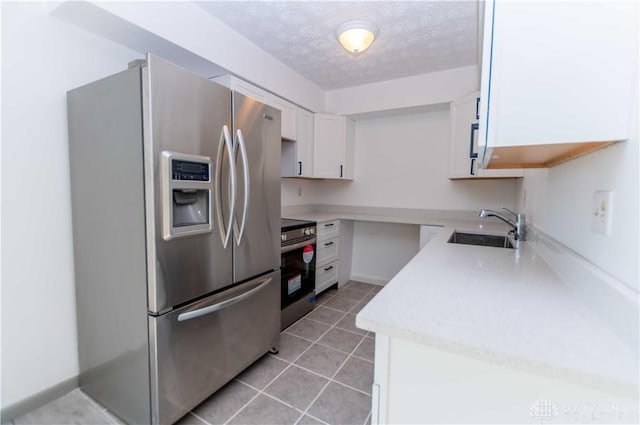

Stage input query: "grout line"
[
  {"left": 363, "top": 410, "right": 372, "bottom": 425},
  {"left": 313, "top": 304, "right": 348, "bottom": 314},
  {"left": 314, "top": 340, "right": 362, "bottom": 357},
  {"left": 225, "top": 311, "right": 345, "bottom": 425},
  {"left": 284, "top": 356, "right": 373, "bottom": 396},
  {"left": 198, "top": 282, "right": 380, "bottom": 425},
  {"left": 300, "top": 321, "right": 370, "bottom": 421},
  {"left": 293, "top": 411, "right": 306, "bottom": 425},
  {"left": 188, "top": 411, "right": 212, "bottom": 425},
  {"left": 285, "top": 362, "right": 334, "bottom": 381},
  {"left": 77, "top": 389, "right": 121, "bottom": 424},
  {"left": 329, "top": 377, "right": 372, "bottom": 397},
  {"left": 333, "top": 324, "right": 368, "bottom": 337},
  {"left": 222, "top": 382, "right": 268, "bottom": 424},
  {"left": 351, "top": 352, "right": 374, "bottom": 364}
]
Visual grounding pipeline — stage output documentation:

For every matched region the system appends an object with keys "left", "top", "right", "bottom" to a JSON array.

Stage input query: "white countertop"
[
  {"left": 344, "top": 220, "right": 638, "bottom": 396},
  {"left": 282, "top": 208, "right": 637, "bottom": 395}
]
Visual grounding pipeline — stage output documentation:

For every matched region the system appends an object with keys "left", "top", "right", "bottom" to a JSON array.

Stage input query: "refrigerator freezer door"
[
  {"left": 148, "top": 270, "right": 280, "bottom": 425},
  {"left": 144, "top": 55, "right": 233, "bottom": 313},
  {"left": 232, "top": 93, "right": 281, "bottom": 283}
]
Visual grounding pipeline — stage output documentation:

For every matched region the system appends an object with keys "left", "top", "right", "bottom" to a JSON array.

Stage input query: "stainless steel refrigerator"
[{"left": 67, "top": 54, "right": 281, "bottom": 425}]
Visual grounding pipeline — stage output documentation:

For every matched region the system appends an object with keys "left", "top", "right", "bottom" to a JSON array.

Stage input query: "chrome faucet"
[{"left": 479, "top": 207, "right": 526, "bottom": 241}]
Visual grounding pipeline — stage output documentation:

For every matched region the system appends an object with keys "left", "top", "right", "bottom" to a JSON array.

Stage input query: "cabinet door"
[
  {"left": 449, "top": 92, "right": 480, "bottom": 178},
  {"left": 296, "top": 108, "right": 314, "bottom": 177},
  {"left": 479, "top": 0, "right": 635, "bottom": 167},
  {"left": 449, "top": 91, "right": 523, "bottom": 179},
  {"left": 313, "top": 114, "right": 346, "bottom": 179},
  {"left": 270, "top": 95, "right": 298, "bottom": 141}
]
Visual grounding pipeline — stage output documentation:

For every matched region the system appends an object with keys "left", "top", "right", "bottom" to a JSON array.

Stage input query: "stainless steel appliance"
[
  {"left": 67, "top": 54, "right": 281, "bottom": 425},
  {"left": 280, "top": 218, "right": 317, "bottom": 330}
]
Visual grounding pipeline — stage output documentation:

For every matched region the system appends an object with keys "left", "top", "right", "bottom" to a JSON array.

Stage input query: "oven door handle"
[
  {"left": 177, "top": 277, "right": 272, "bottom": 322},
  {"left": 281, "top": 238, "right": 317, "bottom": 254}
]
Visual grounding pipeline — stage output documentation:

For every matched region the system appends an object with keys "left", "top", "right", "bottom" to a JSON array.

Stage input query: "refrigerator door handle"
[
  {"left": 233, "top": 129, "right": 250, "bottom": 246},
  {"left": 215, "top": 125, "right": 236, "bottom": 249},
  {"left": 177, "top": 277, "right": 272, "bottom": 322}
]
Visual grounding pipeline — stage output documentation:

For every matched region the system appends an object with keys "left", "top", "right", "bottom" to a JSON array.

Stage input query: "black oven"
[{"left": 280, "top": 219, "right": 317, "bottom": 330}]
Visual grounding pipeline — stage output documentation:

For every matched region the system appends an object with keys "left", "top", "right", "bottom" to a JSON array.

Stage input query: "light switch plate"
[{"left": 591, "top": 191, "right": 613, "bottom": 235}]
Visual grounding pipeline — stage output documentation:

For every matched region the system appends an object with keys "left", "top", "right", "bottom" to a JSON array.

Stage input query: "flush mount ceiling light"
[{"left": 335, "top": 20, "right": 378, "bottom": 55}]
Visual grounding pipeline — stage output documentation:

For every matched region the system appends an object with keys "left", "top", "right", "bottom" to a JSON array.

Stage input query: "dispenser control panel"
[
  {"left": 161, "top": 151, "right": 213, "bottom": 240},
  {"left": 172, "top": 159, "right": 209, "bottom": 181}
]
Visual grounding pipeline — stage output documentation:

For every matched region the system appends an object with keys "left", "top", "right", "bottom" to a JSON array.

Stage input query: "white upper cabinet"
[
  {"left": 269, "top": 96, "right": 298, "bottom": 141},
  {"left": 313, "top": 114, "right": 354, "bottom": 180},
  {"left": 449, "top": 91, "right": 523, "bottom": 179},
  {"left": 478, "top": 0, "right": 636, "bottom": 168},
  {"left": 296, "top": 108, "right": 314, "bottom": 177},
  {"left": 212, "top": 75, "right": 355, "bottom": 180}
]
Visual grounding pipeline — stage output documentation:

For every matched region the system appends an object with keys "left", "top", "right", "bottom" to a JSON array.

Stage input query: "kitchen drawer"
[
  {"left": 316, "top": 260, "right": 339, "bottom": 294},
  {"left": 317, "top": 220, "right": 340, "bottom": 240},
  {"left": 317, "top": 237, "right": 339, "bottom": 266}
]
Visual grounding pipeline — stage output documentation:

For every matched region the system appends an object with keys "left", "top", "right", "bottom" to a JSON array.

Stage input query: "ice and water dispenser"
[{"left": 161, "top": 151, "right": 212, "bottom": 240}]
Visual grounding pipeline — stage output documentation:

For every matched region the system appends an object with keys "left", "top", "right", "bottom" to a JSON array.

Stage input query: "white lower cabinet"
[
  {"left": 372, "top": 335, "right": 637, "bottom": 424},
  {"left": 316, "top": 220, "right": 340, "bottom": 294},
  {"left": 316, "top": 261, "right": 339, "bottom": 294},
  {"left": 317, "top": 237, "right": 339, "bottom": 265}
]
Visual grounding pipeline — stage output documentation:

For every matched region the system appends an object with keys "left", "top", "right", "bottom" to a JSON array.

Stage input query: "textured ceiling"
[{"left": 197, "top": 1, "right": 478, "bottom": 90}]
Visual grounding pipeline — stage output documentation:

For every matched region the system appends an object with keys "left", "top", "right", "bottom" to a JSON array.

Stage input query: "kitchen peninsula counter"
[
  {"left": 288, "top": 206, "right": 637, "bottom": 423},
  {"left": 283, "top": 205, "right": 638, "bottom": 398}
]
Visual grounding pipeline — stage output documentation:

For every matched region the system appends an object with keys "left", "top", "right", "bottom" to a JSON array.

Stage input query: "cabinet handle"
[
  {"left": 324, "top": 266, "right": 334, "bottom": 271},
  {"left": 470, "top": 158, "right": 476, "bottom": 176},
  {"left": 324, "top": 223, "right": 335, "bottom": 227},
  {"left": 324, "top": 241, "right": 334, "bottom": 246},
  {"left": 298, "top": 161, "right": 302, "bottom": 176},
  {"left": 475, "top": 97, "right": 480, "bottom": 120},
  {"left": 340, "top": 165, "right": 343, "bottom": 178},
  {"left": 469, "top": 123, "right": 479, "bottom": 159}
]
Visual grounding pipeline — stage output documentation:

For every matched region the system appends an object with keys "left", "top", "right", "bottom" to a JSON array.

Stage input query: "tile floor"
[{"left": 8, "top": 281, "right": 381, "bottom": 425}]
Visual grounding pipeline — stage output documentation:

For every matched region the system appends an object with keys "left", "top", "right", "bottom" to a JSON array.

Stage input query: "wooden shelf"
[{"left": 485, "top": 141, "right": 617, "bottom": 169}]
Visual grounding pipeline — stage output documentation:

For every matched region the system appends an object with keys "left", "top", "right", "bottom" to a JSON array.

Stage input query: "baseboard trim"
[
  {"left": 1, "top": 376, "right": 79, "bottom": 422},
  {"left": 350, "top": 274, "right": 388, "bottom": 286}
]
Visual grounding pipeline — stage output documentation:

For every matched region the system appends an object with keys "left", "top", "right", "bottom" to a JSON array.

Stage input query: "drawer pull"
[
  {"left": 324, "top": 266, "right": 334, "bottom": 271},
  {"left": 324, "top": 223, "right": 335, "bottom": 227},
  {"left": 324, "top": 241, "right": 334, "bottom": 246}
]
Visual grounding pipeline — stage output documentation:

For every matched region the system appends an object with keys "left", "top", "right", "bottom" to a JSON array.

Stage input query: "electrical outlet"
[{"left": 591, "top": 191, "right": 613, "bottom": 235}]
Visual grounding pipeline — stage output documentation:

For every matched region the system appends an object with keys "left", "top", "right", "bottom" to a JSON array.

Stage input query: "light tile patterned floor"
[{"left": 8, "top": 281, "right": 381, "bottom": 425}]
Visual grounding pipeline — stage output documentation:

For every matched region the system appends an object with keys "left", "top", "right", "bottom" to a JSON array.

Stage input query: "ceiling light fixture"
[{"left": 335, "top": 20, "right": 378, "bottom": 56}]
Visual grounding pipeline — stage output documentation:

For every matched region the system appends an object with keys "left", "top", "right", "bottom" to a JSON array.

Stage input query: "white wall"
[
  {"left": 326, "top": 65, "right": 479, "bottom": 116},
  {"left": 281, "top": 178, "right": 318, "bottom": 207},
  {"left": 516, "top": 137, "right": 639, "bottom": 292},
  {"left": 309, "top": 110, "right": 517, "bottom": 285},
  {"left": 515, "top": 23, "right": 639, "bottom": 292},
  {"left": 314, "top": 110, "right": 518, "bottom": 210},
  {"left": 351, "top": 222, "right": 420, "bottom": 285},
  {"left": 1, "top": 2, "right": 139, "bottom": 409},
  {"left": 51, "top": 1, "right": 326, "bottom": 112}
]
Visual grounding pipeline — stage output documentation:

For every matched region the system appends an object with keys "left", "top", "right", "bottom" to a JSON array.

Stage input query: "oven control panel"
[{"left": 281, "top": 226, "right": 316, "bottom": 246}]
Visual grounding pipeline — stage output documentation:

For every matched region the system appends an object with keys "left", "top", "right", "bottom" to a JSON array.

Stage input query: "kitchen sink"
[{"left": 448, "top": 231, "right": 515, "bottom": 249}]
